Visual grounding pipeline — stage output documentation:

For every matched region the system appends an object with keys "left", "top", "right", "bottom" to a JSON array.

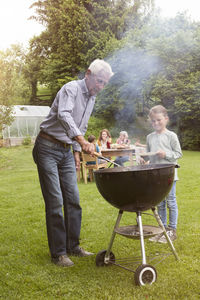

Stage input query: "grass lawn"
[{"left": 0, "top": 146, "right": 199, "bottom": 299}]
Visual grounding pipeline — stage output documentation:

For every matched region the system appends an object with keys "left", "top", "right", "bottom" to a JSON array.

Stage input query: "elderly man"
[{"left": 33, "top": 59, "right": 113, "bottom": 267}]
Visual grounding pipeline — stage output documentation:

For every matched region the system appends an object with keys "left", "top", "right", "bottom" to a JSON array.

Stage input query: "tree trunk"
[{"left": 30, "top": 80, "right": 38, "bottom": 105}]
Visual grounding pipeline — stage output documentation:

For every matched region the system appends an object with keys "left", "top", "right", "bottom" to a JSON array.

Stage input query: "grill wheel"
[
  {"left": 134, "top": 264, "right": 157, "bottom": 286},
  {"left": 96, "top": 250, "right": 115, "bottom": 267}
]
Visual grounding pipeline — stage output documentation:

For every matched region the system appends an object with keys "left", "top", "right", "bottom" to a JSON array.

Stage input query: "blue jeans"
[
  {"left": 114, "top": 156, "right": 129, "bottom": 167},
  {"left": 157, "top": 181, "right": 178, "bottom": 229},
  {"left": 32, "top": 136, "right": 81, "bottom": 257}
]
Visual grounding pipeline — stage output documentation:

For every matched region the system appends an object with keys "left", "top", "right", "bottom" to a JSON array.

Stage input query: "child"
[
  {"left": 146, "top": 105, "right": 182, "bottom": 243},
  {"left": 87, "top": 135, "right": 100, "bottom": 165},
  {"left": 87, "top": 135, "right": 106, "bottom": 165}
]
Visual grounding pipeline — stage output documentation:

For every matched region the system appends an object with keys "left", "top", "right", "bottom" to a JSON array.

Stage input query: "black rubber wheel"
[
  {"left": 134, "top": 264, "right": 157, "bottom": 286},
  {"left": 95, "top": 250, "right": 115, "bottom": 267}
]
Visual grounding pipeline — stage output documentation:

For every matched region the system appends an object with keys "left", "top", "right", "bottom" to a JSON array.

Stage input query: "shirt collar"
[
  {"left": 80, "top": 78, "right": 89, "bottom": 96},
  {"left": 79, "top": 78, "right": 95, "bottom": 100}
]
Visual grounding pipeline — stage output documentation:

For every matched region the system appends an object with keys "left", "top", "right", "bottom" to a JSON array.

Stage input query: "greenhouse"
[{"left": 2, "top": 105, "right": 50, "bottom": 146}]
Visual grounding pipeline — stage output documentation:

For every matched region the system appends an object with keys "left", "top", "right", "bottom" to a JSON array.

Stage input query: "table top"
[{"left": 101, "top": 147, "right": 135, "bottom": 157}]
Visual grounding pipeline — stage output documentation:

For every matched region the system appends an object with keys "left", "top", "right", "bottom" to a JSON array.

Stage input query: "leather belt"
[{"left": 39, "top": 131, "right": 70, "bottom": 148}]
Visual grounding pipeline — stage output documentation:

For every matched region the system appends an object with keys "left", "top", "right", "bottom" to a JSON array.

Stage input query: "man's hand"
[
  {"left": 74, "top": 135, "right": 95, "bottom": 154},
  {"left": 73, "top": 151, "right": 81, "bottom": 171}
]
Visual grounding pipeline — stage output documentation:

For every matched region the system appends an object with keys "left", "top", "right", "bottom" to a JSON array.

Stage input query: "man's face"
[{"left": 85, "top": 70, "right": 111, "bottom": 96}]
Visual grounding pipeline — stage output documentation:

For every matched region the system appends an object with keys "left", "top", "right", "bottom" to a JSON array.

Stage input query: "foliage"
[
  {"left": 0, "top": 105, "right": 14, "bottom": 133},
  {"left": 0, "top": 45, "right": 31, "bottom": 132},
  {"left": 0, "top": 45, "right": 31, "bottom": 105},
  {"left": 22, "top": 135, "right": 32, "bottom": 146},
  {"left": 94, "top": 44, "right": 160, "bottom": 128},
  {"left": 24, "top": 32, "right": 51, "bottom": 104},
  {"left": 142, "top": 16, "right": 200, "bottom": 149},
  {"left": 85, "top": 114, "right": 150, "bottom": 142},
  {"left": 0, "top": 52, "right": 14, "bottom": 105},
  {"left": 0, "top": 49, "right": 14, "bottom": 131},
  {"left": 30, "top": 0, "right": 115, "bottom": 94},
  {"left": 85, "top": 116, "right": 112, "bottom": 140},
  {"left": 0, "top": 146, "right": 200, "bottom": 299},
  {"left": 95, "top": 13, "right": 200, "bottom": 149},
  {"left": 28, "top": 0, "right": 154, "bottom": 97},
  {"left": 10, "top": 2, "right": 200, "bottom": 150}
]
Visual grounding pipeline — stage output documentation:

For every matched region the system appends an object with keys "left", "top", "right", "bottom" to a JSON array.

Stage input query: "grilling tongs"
[{"left": 94, "top": 151, "right": 120, "bottom": 167}]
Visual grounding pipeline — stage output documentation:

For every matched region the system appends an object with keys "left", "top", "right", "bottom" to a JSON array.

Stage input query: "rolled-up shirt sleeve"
[{"left": 72, "top": 140, "right": 82, "bottom": 152}]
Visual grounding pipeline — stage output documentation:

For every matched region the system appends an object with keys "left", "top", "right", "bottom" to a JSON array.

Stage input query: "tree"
[
  {"left": 0, "top": 106, "right": 14, "bottom": 135},
  {"left": 143, "top": 16, "right": 200, "bottom": 149},
  {"left": 94, "top": 12, "right": 200, "bottom": 149},
  {"left": 0, "top": 45, "right": 31, "bottom": 133},
  {"left": 28, "top": 0, "right": 154, "bottom": 98},
  {"left": 24, "top": 33, "right": 50, "bottom": 104},
  {"left": 0, "top": 45, "right": 31, "bottom": 105}
]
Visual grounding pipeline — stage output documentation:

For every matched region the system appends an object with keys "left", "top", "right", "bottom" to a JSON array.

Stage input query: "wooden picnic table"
[{"left": 101, "top": 146, "right": 135, "bottom": 165}]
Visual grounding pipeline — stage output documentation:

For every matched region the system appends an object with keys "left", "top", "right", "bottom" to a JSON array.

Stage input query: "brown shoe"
[
  {"left": 52, "top": 254, "right": 74, "bottom": 267},
  {"left": 68, "top": 247, "right": 94, "bottom": 257}
]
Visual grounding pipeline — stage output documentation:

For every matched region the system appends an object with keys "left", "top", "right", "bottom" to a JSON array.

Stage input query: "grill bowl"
[{"left": 94, "top": 164, "right": 175, "bottom": 212}]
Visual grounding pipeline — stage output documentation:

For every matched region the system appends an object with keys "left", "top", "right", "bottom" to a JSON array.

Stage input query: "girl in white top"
[{"left": 147, "top": 105, "right": 182, "bottom": 243}]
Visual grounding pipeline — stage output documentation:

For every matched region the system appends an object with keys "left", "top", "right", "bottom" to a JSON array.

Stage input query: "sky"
[
  {"left": 155, "top": 0, "right": 200, "bottom": 20},
  {"left": 0, "top": 0, "right": 44, "bottom": 50},
  {"left": 0, "top": 0, "right": 200, "bottom": 51}
]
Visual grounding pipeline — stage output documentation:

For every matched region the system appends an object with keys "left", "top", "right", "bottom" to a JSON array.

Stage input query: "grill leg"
[
  {"left": 152, "top": 207, "right": 179, "bottom": 260},
  {"left": 105, "top": 210, "right": 123, "bottom": 263},
  {"left": 137, "top": 211, "right": 147, "bottom": 265}
]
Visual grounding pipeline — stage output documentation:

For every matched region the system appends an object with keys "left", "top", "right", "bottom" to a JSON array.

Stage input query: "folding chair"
[{"left": 81, "top": 152, "right": 108, "bottom": 184}]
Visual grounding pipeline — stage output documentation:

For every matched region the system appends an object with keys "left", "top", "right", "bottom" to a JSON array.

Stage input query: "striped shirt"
[{"left": 40, "top": 79, "right": 95, "bottom": 151}]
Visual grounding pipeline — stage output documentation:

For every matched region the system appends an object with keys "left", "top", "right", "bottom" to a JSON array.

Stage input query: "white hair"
[
  {"left": 120, "top": 131, "right": 128, "bottom": 138},
  {"left": 88, "top": 59, "right": 114, "bottom": 78}
]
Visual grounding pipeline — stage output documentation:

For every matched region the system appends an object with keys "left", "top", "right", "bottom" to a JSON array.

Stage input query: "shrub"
[
  {"left": 86, "top": 116, "right": 111, "bottom": 140},
  {"left": 22, "top": 135, "right": 32, "bottom": 146}
]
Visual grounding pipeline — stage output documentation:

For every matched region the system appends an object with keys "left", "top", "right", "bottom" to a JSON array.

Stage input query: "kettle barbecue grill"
[{"left": 94, "top": 164, "right": 179, "bottom": 286}]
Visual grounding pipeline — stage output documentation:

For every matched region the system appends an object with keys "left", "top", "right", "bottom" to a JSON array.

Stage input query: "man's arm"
[
  {"left": 73, "top": 136, "right": 95, "bottom": 171},
  {"left": 74, "top": 135, "right": 95, "bottom": 154}
]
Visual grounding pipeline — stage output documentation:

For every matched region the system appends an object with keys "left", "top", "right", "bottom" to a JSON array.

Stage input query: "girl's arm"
[
  {"left": 157, "top": 133, "right": 182, "bottom": 161},
  {"left": 165, "top": 133, "right": 182, "bottom": 161}
]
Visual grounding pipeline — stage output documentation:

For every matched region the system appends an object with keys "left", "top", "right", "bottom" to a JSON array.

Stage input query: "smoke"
[
  {"left": 99, "top": 12, "right": 195, "bottom": 137},
  {"left": 101, "top": 45, "right": 161, "bottom": 135},
  {"left": 96, "top": 12, "right": 198, "bottom": 138},
  {"left": 109, "top": 46, "right": 160, "bottom": 96}
]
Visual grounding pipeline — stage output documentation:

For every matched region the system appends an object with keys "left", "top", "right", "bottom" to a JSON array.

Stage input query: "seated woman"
[
  {"left": 116, "top": 130, "right": 130, "bottom": 145},
  {"left": 114, "top": 131, "right": 131, "bottom": 167},
  {"left": 97, "top": 129, "right": 112, "bottom": 150}
]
